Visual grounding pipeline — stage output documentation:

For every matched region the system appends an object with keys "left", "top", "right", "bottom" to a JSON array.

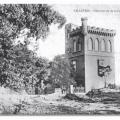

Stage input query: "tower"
[{"left": 65, "top": 17, "right": 116, "bottom": 92}]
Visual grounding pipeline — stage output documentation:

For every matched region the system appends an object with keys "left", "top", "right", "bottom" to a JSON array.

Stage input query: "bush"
[
  {"left": 86, "top": 89, "right": 102, "bottom": 98},
  {"left": 64, "top": 94, "right": 95, "bottom": 103},
  {"left": 44, "top": 84, "right": 55, "bottom": 94}
]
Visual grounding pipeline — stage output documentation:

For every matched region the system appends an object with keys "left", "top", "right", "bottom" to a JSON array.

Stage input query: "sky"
[{"left": 34, "top": 4, "right": 120, "bottom": 85}]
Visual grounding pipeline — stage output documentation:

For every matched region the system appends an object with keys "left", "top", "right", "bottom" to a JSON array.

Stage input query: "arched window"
[
  {"left": 88, "top": 38, "right": 93, "bottom": 51},
  {"left": 73, "top": 40, "right": 77, "bottom": 52},
  {"left": 95, "top": 38, "right": 99, "bottom": 51},
  {"left": 107, "top": 40, "right": 112, "bottom": 52},
  {"left": 78, "top": 42, "right": 82, "bottom": 51},
  {"left": 101, "top": 39, "right": 106, "bottom": 51}
]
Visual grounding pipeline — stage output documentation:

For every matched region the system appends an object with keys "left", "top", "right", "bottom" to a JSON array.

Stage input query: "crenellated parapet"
[
  {"left": 87, "top": 26, "right": 116, "bottom": 37},
  {"left": 70, "top": 25, "right": 116, "bottom": 37},
  {"left": 66, "top": 17, "right": 116, "bottom": 37}
]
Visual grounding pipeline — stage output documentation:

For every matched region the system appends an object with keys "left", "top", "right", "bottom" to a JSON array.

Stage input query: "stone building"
[{"left": 65, "top": 17, "right": 116, "bottom": 92}]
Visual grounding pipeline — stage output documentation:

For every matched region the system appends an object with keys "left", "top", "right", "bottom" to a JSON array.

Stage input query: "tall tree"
[{"left": 0, "top": 4, "right": 66, "bottom": 90}]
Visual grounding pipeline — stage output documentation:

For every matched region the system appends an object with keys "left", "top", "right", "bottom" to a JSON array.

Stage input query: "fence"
[{"left": 73, "top": 87, "right": 85, "bottom": 93}]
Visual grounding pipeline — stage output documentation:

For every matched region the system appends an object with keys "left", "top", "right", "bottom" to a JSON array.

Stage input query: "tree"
[
  {"left": 50, "top": 55, "right": 76, "bottom": 89},
  {"left": 3, "top": 41, "right": 50, "bottom": 93},
  {"left": 0, "top": 4, "right": 66, "bottom": 92}
]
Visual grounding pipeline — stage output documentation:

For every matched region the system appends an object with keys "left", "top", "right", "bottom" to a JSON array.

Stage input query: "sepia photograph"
[{"left": 0, "top": 2, "right": 120, "bottom": 116}]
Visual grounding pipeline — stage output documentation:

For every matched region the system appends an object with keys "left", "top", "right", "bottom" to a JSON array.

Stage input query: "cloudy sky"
[{"left": 36, "top": 4, "right": 120, "bottom": 84}]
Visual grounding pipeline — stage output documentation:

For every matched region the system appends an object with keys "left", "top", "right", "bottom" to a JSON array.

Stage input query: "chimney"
[{"left": 81, "top": 17, "right": 88, "bottom": 35}]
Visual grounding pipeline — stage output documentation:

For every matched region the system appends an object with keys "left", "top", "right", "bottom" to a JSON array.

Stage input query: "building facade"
[{"left": 65, "top": 17, "right": 116, "bottom": 92}]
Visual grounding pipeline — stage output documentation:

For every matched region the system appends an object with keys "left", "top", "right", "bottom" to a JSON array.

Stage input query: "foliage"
[
  {"left": 1, "top": 42, "right": 50, "bottom": 92},
  {"left": 50, "top": 55, "right": 76, "bottom": 89},
  {"left": 0, "top": 4, "right": 66, "bottom": 40},
  {"left": 0, "top": 4, "right": 66, "bottom": 93}
]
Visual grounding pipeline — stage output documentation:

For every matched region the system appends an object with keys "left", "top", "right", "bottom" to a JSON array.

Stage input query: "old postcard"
[{"left": 0, "top": 1, "right": 120, "bottom": 116}]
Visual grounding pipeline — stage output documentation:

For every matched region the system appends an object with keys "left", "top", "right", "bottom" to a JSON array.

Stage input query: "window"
[
  {"left": 73, "top": 40, "right": 77, "bottom": 52},
  {"left": 101, "top": 39, "right": 106, "bottom": 51},
  {"left": 72, "top": 60, "right": 77, "bottom": 71},
  {"left": 67, "top": 34, "right": 69, "bottom": 39},
  {"left": 95, "top": 38, "right": 99, "bottom": 51},
  {"left": 107, "top": 40, "right": 112, "bottom": 52},
  {"left": 78, "top": 42, "right": 82, "bottom": 51},
  {"left": 88, "top": 38, "right": 93, "bottom": 51}
]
